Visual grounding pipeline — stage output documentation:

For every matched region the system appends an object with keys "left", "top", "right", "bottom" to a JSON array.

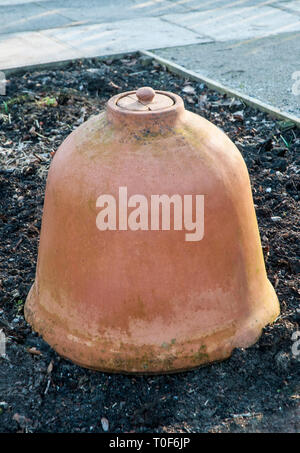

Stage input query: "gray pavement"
[
  {"left": 0, "top": 0, "right": 299, "bottom": 117},
  {"left": 154, "top": 31, "right": 300, "bottom": 117}
]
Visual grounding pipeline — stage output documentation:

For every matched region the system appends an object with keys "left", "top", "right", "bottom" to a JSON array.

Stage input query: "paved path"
[{"left": 0, "top": 0, "right": 299, "bottom": 117}]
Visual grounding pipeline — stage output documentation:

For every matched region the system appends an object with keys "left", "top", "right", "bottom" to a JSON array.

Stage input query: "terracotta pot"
[{"left": 25, "top": 86, "right": 279, "bottom": 374}]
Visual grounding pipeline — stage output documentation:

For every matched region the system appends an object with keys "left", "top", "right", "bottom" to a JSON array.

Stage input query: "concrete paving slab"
[
  {"left": 0, "top": 3, "right": 73, "bottom": 34},
  {"left": 0, "top": 30, "right": 80, "bottom": 70},
  {"left": 168, "top": 0, "right": 286, "bottom": 11},
  {"left": 0, "top": 15, "right": 210, "bottom": 71},
  {"left": 40, "top": 17, "right": 210, "bottom": 57},
  {"left": 275, "top": 0, "right": 300, "bottom": 14},
  {"left": 164, "top": 5, "right": 300, "bottom": 41},
  {"left": 0, "top": 0, "right": 48, "bottom": 4},
  {"left": 35, "top": 0, "right": 188, "bottom": 24},
  {"left": 153, "top": 31, "right": 300, "bottom": 117}
]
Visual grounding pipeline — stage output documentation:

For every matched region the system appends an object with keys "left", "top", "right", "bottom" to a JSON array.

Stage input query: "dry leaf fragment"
[
  {"left": 185, "top": 95, "right": 195, "bottom": 104},
  {"left": 27, "top": 347, "right": 42, "bottom": 356},
  {"left": 182, "top": 85, "right": 196, "bottom": 95},
  {"left": 233, "top": 111, "right": 244, "bottom": 121},
  {"left": 47, "top": 360, "right": 54, "bottom": 374}
]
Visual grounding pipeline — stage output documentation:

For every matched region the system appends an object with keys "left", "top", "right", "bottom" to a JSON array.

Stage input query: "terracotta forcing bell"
[{"left": 25, "top": 86, "right": 280, "bottom": 374}]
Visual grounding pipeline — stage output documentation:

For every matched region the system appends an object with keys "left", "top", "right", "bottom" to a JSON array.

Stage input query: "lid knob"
[{"left": 136, "top": 86, "right": 155, "bottom": 104}]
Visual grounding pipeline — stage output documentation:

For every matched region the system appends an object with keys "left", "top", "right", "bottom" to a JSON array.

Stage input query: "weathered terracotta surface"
[{"left": 24, "top": 88, "right": 280, "bottom": 374}]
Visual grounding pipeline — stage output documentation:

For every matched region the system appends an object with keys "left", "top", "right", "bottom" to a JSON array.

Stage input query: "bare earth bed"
[{"left": 0, "top": 54, "right": 299, "bottom": 433}]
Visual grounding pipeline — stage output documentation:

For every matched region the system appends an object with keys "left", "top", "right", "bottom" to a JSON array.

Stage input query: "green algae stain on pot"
[{"left": 192, "top": 345, "right": 209, "bottom": 364}]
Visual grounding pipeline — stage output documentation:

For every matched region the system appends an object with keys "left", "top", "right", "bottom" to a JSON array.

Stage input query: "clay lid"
[
  {"left": 117, "top": 86, "right": 174, "bottom": 112},
  {"left": 106, "top": 87, "right": 184, "bottom": 128}
]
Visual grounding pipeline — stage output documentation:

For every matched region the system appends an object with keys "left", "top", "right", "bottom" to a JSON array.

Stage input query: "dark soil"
[{"left": 0, "top": 53, "right": 299, "bottom": 433}]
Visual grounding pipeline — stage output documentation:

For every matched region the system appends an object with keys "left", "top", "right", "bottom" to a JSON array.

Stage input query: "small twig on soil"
[
  {"left": 44, "top": 379, "right": 51, "bottom": 395},
  {"left": 12, "top": 236, "right": 23, "bottom": 252},
  {"left": 33, "top": 153, "right": 47, "bottom": 163}
]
